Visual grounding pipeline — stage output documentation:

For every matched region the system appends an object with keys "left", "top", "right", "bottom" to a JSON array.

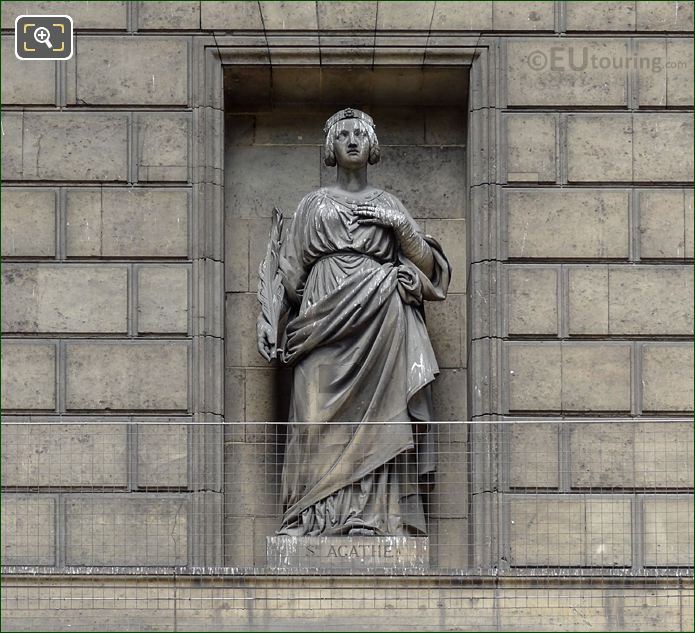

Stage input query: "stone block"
[
  {"left": 1, "top": 37, "right": 54, "bottom": 104},
  {"left": 562, "top": 344, "right": 631, "bottom": 411},
  {"left": 19, "top": 114, "right": 129, "bottom": 181},
  {"left": 608, "top": 267, "right": 693, "bottom": 334},
  {"left": 493, "top": 2, "right": 554, "bottom": 30},
  {"left": 138, "top": 1, "right": 200, "bottom": 29},
  {"left": 65, "top": 190, "right": 101, "bottom": 257},
  {"left": 1, "top": 496, "right": 55, "bottom": 565},
  {"left": 201, "top": 1, "right": 264, "bottom": 29},
  {"left": 508, "top": 344, "right": 561, "bottom": 412},
  {"left": 91, "top": 189, "right": 189, "bottom": 257},
  {"left": 643, "top": 496, "right": 694, "bottom": 566},
  {"left": 509, "top": 496, "right": 584, "bottom": 566},
  {"left": 359, "top": 67, "right": 422, "bottom": 102},
  {"left": 507, "top": 40, "right": 629, "bottom": 107},
  {"left": 641, "top": 344, "right": 694, "bottom": 412},
  {"left": 635, "top": 1, "right": 694, "bottom": 31},
  {"left": 226, "top": 67, "right": 272, "bottom": 107},
  {"left": 507, "top": 267, "right": 558, "bottom": 335},
  {"left": 267, "top": 536, "right": 429, "bottom": 571},
  {"left": 424, "top": 219, "right": 466, "bottom": 293},
  {"left": 1, "top": 189, "right": 56, "bottom": 257},
  {"left": 585, "top": 498, "right": 632, "bottom": 567},
  {"left": 0, "top": 113, "right": 22, "bottom": 179},
  {"left": 225, "top": 293, "right": 266, "bottom": 368},
  {"left": 224, "top": 442, "right": 281, "bottom": 517},
  {"left": 686, "top": 190, "right": 694, "bottom": 258},
  {"left": 430, "top": 1, "right": 492, "bottom": 30},
  {"left": 621, "top": 592, "right": 684, "bottom": 632},
  {"left": 376, "top": 1, "right": 434, "bottom": 30},
  {"left": 430, "top": 517, "right": 469, "bottom": 569},
  {"left": 431, "top": 368, "right": 467, "bottom": 421},
  {"left": 684, "top": 593, "right": 695, "bottom": 633},
  {"left": 1, "top": 424, "right": 128, "bottom": 487},
  {"left": 637, "top": 39, "right": 668, "bottom": 107},
  {"left": 363, "top": 107, "right": 424, "bottom": 145},
  {"left": 431, "top": 442, "right": 468, "bottom": 518},
  {"left": 639, "top": 190, "right": 687, "bottom": 258},
  {"left": 634, "top": 422, "right": 694, "bottom": 488},
  {"left": 137, "top": 114, "right": 189, "bottom": 182},
  {"left": 426, "top": 294, "right": 465, "bottom": 369},
  {"left": 568, "top": 266, "right": 609, "bottom": 335},
  {"left": 68, "top": 38, "right": 188, "bottom": 105},
  {"left": 259, "top": 2, "right": 317, "bottom": 29},
  {"left": 637, "top": 39, "right": 693, "bottom": 107},
  {"left": 569, "top": 423, "right": 635, "bottom": 488},
  {"left": 567, "top": 114, "right": 632, "bottom": 181},
  {"left": 65, "top": 189, "right": 102, "bottom": 257},
  {"left": 225, "top": 218, "right": 250, "bottom": 292},
  {"left": 424, "top": 108, "right": 466, "bottom": 146},
  {"left": 511, "top": 494, "right": 633, "bottom": 567},
  {"left": 508, "top": 423, "right": 559, "bottom": 488},
  {"left": 2, "top": 264, "right": 128, "bottom": 333},
  {"left": 633, "top": 114, "right": 693, "bottom": 182},
  {"left": 505, "top": 113, "right": 556, "bottom": 183},
  {"left": 137, "top": 265, "right": 189, "bottom": 334},
  {"left": 1, "top": 2, "right": 127, "bottom": 29},
  {"left": 268, "top": 68, "right": 322, "bottom": 105},
  {"left": 227, "top": 146, "right": 320, "bottom": 218},
  {"left": 65, "top": 495, "right": 188, "bottom": 565},
  {"left": 252, "top": 111, "right": 324, "bottom": 145},
  {"left": 497, "top": 590, "right": 608, "bottom": 631},
  {"left": 244, "top": 367, "right": 291, "bottom": 423},
  {"left": 248, "top": 218, "right": 275, "bottom": 290},
  {"left": 506, "top": 190, "right": 629, "bottom": 258},
  {"left": 137, "top": 424, "right": 188, "bottom": 488},
  {"left": 317, "top": 1, "right": 378, "bottom": 30},
  {"left": 0, "top": 341, "right": 55, "bottom": 410},
  {"left": 566, "top": 1, "right": 636, "bottom": 30},
  {"left": 234, "top": 526, "right": 273, "bottom": 568},
  {"left": 666, "top": 38, "right": 694, "bottom": 106},
  {"left": 224, "top": 368, "right": 245, "bottom": 425},
  {"left": 65, "top": 342, "right": 189, "bottom": 411},
  {"left": 223, "top": 515, "right": 256, "bottom": 566},
  {"left": 225, "top": 114, "right": 255, "bottom": 146}
]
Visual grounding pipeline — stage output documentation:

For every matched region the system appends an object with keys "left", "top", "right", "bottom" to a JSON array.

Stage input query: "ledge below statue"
[{"left": 267, "top": 536, "right": 429, "bottom": 571}]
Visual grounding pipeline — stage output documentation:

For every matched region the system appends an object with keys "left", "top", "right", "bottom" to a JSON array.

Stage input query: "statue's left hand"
[
  {"left": 352, "top": 203, "right": 408, "bottom": 233},
  {"left": 354, "top": 204, "right": 434, "bottom": 278}
]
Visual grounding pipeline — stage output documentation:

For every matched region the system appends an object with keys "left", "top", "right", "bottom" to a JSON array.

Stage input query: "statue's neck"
[{"left": 336, "top": 165, "right": 368, "bottom": 193}]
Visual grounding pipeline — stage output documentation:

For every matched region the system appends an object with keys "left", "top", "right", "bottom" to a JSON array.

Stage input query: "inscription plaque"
[{"left": 267, "top": 536, "right": 429, "bottom": 571}]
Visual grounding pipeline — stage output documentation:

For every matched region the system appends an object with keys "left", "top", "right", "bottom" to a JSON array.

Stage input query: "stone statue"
[{"left": 257, "top": 108, "right": 451, "bottom": 538}]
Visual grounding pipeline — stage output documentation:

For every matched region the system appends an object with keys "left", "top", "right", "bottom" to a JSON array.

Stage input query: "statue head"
[{"left": 323, "top": 108, "right": 380, "bottom": 167}]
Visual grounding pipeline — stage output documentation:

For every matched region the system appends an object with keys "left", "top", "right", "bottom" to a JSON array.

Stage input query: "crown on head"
[{"left": 323, "top": 108, "right": 375, "bottom": 135}]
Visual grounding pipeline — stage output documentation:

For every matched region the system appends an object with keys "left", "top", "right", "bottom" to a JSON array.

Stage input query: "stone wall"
[
  {"left": 1, "top": 0, "right": 223, "bottom": 569},
  {"left": 498, "top": 6, "right": 694, "bottom": 573},
  {"left": 1, "top": 0, "right": 693, "bottom": 629}
]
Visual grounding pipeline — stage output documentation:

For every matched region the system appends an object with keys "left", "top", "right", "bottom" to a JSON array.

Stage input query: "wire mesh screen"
[{"left": 1, "top": 420, "right": 693, "bottom": 630}]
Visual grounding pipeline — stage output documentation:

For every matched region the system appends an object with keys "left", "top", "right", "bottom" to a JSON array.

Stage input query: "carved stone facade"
[{"left": 1, "top": 1, "right": 693, "bottom": 630}]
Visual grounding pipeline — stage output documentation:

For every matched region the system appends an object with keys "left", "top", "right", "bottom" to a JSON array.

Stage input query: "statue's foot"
[{"left": 348, "top": 527, "right": 377, "bottom": 536}]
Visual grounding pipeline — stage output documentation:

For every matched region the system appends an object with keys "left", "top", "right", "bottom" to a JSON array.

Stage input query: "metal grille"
[{"left": 1, "top": 420, "right": 693, "bottom": 630}]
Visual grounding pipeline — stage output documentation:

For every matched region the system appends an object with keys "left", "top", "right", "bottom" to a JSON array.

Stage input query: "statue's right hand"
[{"left": 256, "top": 317, "right": 274, "bottom": 362}]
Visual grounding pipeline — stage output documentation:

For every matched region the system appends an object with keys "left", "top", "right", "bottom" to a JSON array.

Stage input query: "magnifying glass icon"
[{"left": 34, "top": 26, "right": 52, "bottom": 49}]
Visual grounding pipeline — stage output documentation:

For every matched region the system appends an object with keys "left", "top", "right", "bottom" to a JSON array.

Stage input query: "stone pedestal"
[{"left": 267, "top": 536, "right": 429, "bottom": 571}]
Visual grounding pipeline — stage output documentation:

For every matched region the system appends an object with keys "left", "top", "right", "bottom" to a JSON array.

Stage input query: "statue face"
[{"left": 332, "top": 119, "right": 370, "bottom": 168}]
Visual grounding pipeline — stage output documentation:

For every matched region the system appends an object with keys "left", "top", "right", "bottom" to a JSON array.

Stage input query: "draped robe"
[{"left": 275, "top": 187, "right": 451, "bottom": 536}]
